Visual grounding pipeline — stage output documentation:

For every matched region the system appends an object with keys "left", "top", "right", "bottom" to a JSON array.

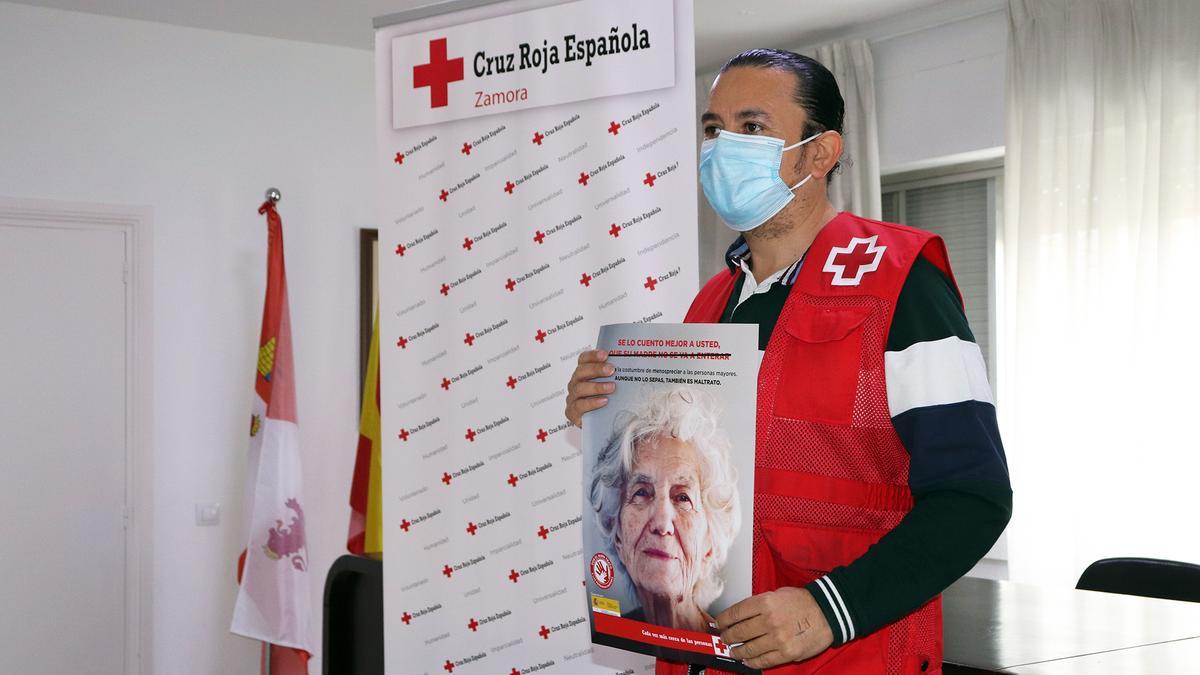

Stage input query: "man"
[{"left": 566, "top": 49, "right": 1011, "bottom": 674}]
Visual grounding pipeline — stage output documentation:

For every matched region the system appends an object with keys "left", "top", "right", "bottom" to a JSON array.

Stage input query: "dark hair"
[{"left": 719, "top": 48, "right": 845, "bottom": 179}]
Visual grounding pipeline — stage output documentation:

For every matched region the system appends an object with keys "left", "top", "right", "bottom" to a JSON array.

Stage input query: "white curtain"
[
  {"left": 695, "top": 40, "right": 881, "bottom": 284},
  {"left": 1003, "top": 0, "right": 1200, "bottom": 586}
]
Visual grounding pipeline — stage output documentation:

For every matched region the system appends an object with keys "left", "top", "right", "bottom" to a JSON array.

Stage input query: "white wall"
[
  {"left": 872, "top": 8, "right": 1007, "bottom": 171},
  {"left": 0, "top": 3, "right": 373, "bottom": 673}
]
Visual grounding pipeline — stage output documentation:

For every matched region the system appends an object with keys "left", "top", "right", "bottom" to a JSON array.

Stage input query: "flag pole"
[{"left": 259, "top": 186, "right": 279, "bottom": 675}]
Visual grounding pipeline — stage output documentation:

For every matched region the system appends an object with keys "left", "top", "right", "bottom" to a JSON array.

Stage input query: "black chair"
[
  {"left": 1076, "top": 557, "right": 1200, "bottom": 603},
  {"left": 323, "top": 554, "right": 384, "bottom": 675}
]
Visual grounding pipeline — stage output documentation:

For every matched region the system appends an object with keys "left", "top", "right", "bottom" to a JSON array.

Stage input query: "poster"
[
  {"left": 376, "top": 1, "right": 698, "bottom": 673},
  {"left": 584, "top": 322, "right": 758, "bottom": 673}
]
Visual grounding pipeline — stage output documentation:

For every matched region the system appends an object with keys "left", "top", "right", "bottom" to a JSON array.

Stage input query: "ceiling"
[{"left": 8, "top": 0, "right": 983, "bottom": 71}]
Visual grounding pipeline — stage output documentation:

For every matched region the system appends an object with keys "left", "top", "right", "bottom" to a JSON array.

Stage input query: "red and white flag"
[{"left": 232, "top": 200, "right": 313, "bottom": 669}]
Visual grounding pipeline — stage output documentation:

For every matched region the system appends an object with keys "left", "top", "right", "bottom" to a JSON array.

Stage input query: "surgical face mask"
[{"left": 699, "top": 130, "right": 823, "bottom": 232}]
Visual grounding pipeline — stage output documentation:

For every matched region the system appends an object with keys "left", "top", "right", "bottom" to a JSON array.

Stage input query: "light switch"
[{"left": 195, "top": 502, "right": 221, "bottom": 526}]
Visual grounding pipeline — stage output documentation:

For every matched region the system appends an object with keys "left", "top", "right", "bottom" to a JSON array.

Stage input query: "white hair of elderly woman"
[{"left": 588, "top": 385, "right": 741, "bottom": 610}]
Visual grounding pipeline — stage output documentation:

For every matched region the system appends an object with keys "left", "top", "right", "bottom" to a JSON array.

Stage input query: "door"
[{"left": 0, "top": 220, "right": 130, "bottom": 674}]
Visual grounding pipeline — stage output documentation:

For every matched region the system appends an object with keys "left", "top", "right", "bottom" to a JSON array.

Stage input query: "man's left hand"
[{"left": 715, "top": 587, "right": 834, "bottom": 670}]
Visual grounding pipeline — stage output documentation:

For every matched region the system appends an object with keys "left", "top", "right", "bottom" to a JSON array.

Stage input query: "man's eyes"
[{"left": 702, "top": 123, "right": 764, "bottom": 138}]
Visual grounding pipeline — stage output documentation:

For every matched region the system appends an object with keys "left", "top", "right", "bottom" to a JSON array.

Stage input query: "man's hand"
[
  {"left": 564, "top": 349, "right": 614, "bottom": 427},
  {"left": 715, "top": 587, "right": 834, "bottom": 670}
]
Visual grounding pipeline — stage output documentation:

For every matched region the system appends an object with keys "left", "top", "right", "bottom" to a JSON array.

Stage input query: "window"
[
  {"left": 882, "top": 161, "right": 1001, "bottom": 384},
  {"left": 883, "top": 159, "right": 1008, "bottom": 579}
]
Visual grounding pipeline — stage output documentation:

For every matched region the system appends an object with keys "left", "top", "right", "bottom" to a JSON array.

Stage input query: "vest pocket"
[
  {"left": 759, "top": 519, "right": 889, "bottom": 674},
  {"left": 774, "top": 304, "right": 870, "bottom": 424}
]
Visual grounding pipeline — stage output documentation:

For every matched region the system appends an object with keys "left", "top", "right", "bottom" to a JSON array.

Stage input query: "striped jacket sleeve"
[{"left": 804, "top": 256, "right": 1013, "bottom": 647}]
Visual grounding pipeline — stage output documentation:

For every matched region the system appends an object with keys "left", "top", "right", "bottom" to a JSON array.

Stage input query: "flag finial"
[{"left": 265, "top": 187, "right": 282, "bottom": 204}]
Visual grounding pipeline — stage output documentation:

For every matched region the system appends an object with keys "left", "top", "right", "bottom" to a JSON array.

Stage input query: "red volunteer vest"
[{"left": 664, "top": 213, "right": 958, "bottom": 675}]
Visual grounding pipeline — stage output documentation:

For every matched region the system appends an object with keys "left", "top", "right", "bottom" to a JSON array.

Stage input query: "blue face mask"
[{"left": 699, "top": 130, "right": 823, "bottom": 232}]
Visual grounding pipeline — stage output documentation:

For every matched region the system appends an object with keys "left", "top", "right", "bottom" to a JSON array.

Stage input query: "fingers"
[
  {"left": 577, "top": 349, "right": 609, "bottom": 365},
  {"left": 715, "top": 595, "right": 767, "bottom": 632},
  {"left": 573, "top": 381, "right": 615, "bottom": 399},
  {"left": 565, "top": 350, "right": 615, "bottom": 427},
  {"left": 565, "top": 394, "right": 610, "bottom": 426},
  {"left": 741, "top": 648, "right": 788, "bottom": 671},
  {"left": 719, "top": 614, "right": 769, "bottom": 646},
  {"left": 569, "top": 362, "right": 615, "bottom": 386}
]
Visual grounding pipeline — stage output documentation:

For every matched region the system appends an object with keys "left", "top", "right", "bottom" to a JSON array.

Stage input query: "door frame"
[{"left": 0, "top": 197, "right": 154, "bottom": 675}]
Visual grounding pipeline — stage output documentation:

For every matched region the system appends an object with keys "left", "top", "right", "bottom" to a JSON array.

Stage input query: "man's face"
[
  {"left": 615, "top": 435, "right": 712, "bottom": 601},
  {"left": 701, "top": 66, "right": 811, "bottom": 192}
]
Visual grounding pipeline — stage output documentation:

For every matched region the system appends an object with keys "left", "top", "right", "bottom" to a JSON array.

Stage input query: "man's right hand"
[{"left": 564, "top": 349, "right": 615, "bottom": 427}]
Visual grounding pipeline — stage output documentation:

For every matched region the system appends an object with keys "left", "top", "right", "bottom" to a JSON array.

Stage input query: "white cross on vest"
[{"left": 823, "top": 235, "right": 886, "bottom": 286}]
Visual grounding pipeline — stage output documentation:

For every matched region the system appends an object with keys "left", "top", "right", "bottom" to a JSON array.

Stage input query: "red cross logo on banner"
[
  {"left": 463, "top": 332, "right": 475, "bottom": 346},
  {"left": 395, "top": 243, "right": 406, "bottom": 256},
  {"left": 536, "top": 428, "right": 548, "bottom": 442},
  {"left": 441, "top": 377, "right": 451, "bottom": 390},
  {"left": 534, "top": 329, "right": 547, "bottom": 343},
  {"left": 504, "top": 278, "right": 516, "bottom": 291},
  {"left": 401, "top": 611, "right": 412, "bottom": 624},
  {"left": 400, "top": 519, "right": 411, "bottom": 532},
  {"left": 643, "top": 172, "right": 657, "bottom": 187},
  {"left": 396, "top": 336, "right": 408, "bottom": 349},
  {"left": 609, "top": 223, "right": 621, "bottom": 237},
  {"left": 399, "top": 429, "right": 410, "bottom": 442},
  {"left": 506, "top": 375, "right": 517, "bottom": 389},
  {"left": 504, "top": 181, "right": 515, "bottom": 194},
  {"left": 440, "top": 283, "right": 450, "bottom": 296},
  {"left": 537, "top": 525, "right": 549, "bottom": 539},
  {"left": 644, "top": 276, "right": 658, "bottom": 291},
  {"left": 713, "top": 636, "right": 731, "bottom": 657},
  {"left": 443, "top": 659, "right": 455, "bottom": 673},
  {"left": 533, "top": 230, "right": 545, "bottom": 244},
  {"left": 608, "top": 121, "right": 621, "bottom": 135},
  {"left": 507, "top": 473, "right": 519, "bottom": 487},
  {"left": 579, "top": 272, "right": 592, "bottom": 287},
  {"left": 508, "top": 569, "right": 520, "bottom": 583},
  {"left": 578, "top": 172, "right": 590, "bottom": 186},
  {"left": 442, "top": 564, "right": 453, "bottom": 578},
  {"left": 466, "top": 522, "right": 477, "bottom": 536},
  {"left": 465, "top": 428, "right": 476, "bottom": 442},
  {"left": 413, "top": 38, "right": 464, "bottom": 109},
  {"left": 462, "top": 237, "right": 473, "bottom": 251},
  {"left": 441, "top": 472, "right": 452, "bottom": 485},
  {"left": 467, "top": 618, "right": 479, "bottom": 632},
  {"left": 461, "top": 142, "right": 472, "bottom": 155},
  {"left": 439, "top": 189, "right": 449, "bottom": 202},
  {"left": 823, "top": 235, "right": 887, "bottom": 286},
  {"left": 394, "top": 152, "right": 405, "bottom": 165},
  {"left": 538, "top": 625, "right": 551, "bottom": 640},
  {"left": 532, "top": 131, "right": 544, "bottom": 145}
]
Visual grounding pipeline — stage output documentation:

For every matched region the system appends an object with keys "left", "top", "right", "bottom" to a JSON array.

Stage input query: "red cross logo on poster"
[
  {"left": 413, "top": 38, "right": 464, "bottom": 108},
  {"left": 823, "top": 235, "right": 887, "bottom": 286}
]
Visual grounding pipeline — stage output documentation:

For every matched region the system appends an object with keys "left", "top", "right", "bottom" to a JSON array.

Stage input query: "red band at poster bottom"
[{"left": 593, "top": 611, "right": 730, "bottom": 657}]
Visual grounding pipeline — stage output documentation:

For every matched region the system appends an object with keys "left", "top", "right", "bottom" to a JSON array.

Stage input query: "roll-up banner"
[{"left": 375, "top": 1, "right": 697, "bottom": 672}]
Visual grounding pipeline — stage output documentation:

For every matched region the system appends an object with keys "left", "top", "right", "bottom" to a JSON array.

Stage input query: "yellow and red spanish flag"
[
  {"left": 232, "top": 200, "right": 313, "bottom": 673},
  {"left": 348, "top": 308, "right": 383, "bottom": 558}
]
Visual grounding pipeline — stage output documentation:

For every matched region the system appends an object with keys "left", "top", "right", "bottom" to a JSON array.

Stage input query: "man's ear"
[{"left": 811, "top": 131, "right": 844, "bottom": 179}]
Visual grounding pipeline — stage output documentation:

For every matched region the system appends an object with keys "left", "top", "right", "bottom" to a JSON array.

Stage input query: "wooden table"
[{"left": 942, "top": 576, "right": 1200, "bottom": 673}]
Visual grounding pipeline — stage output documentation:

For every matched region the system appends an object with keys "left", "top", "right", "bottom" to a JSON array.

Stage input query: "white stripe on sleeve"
[
  {"left": 814, "top": 576, "right": 847, "bottom": 644},
  {"left": 885, "top": 336, "right": 994, "bottom": 418},
  {"left": 821, "top": 575, "right": 856, "bottom": 641}
]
